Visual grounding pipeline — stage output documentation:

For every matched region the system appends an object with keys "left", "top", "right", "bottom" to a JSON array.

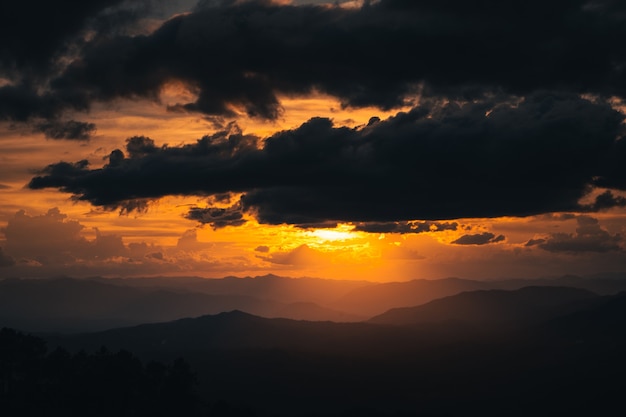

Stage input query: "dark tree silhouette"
[{"left": 0, "top": 328, "right": 200, "bottom": 417}]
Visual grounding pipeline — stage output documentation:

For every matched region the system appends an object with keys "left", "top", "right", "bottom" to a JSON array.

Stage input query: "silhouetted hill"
[
  {"left": 34, "top": 279, "right": 626, "bottom": 417},
  {"left": 489, "top": 274, "right": 626, "bottom": 295},
  {"left": 6, "top": 274, "right": 624, "bottom": 332},
  {"left": 369, "top": 286, "right": 599, "bottom": 325},
  {"left": 0, "top": 278, "right": 277, "bottom": 332},
  {"left": 542, "top": 291, "right": 626, "bottom": 343},
  {"left": 47, "top": 311, "right": 418, "bottom": 356},
  {"left": 332, "top": 275, "right": 626, "bottom": 316},
  {"left": 267, "top": 302, "right": 365, "bottom": 322},
  {"left": 333, "top": 278, "right": 492, "bottom": 316},
  {"left": 42, "top": 301, "right": 626, "bottom": 417}
]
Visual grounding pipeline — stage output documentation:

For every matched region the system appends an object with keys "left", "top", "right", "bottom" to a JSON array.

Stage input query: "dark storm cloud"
[
  {"left": 0, "top": 0, "right": 126, "bottom": 78},
  {"left": 0, "top": 0, "right": 192, "bottom": 134},
  {"left": 29, "top": 93, "right": 626, "bottom": 226},
  {"left": 186, "top": 202, "right": 247, "bottom": 229},
  {"left": 528, "top": 216, "right": 623, "bottom": 253},
  {"left": 579, "top": 190, "right": 626, "bottom": 212},
  {"left": 17, "top": 0, "right": 624, "bottom": 122},
  {"left": 0, "top": 0, "right": 127, "bottom": 139},
  {"left": 0, "top": 84, "right": 89, "bottom": 122},
  {"left": 35, "top": 120, "right": 97, "bottom": 141},
  {"left": 451, "top": 232, "right": 505, "bottom": 246},
  {"left": 353, "top": 221, "right": 458, "bottom": 234}
]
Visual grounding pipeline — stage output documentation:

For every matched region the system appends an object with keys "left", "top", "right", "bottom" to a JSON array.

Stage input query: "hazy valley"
[{"left": 2, "top": 274, "right": 625, "bottom": 416}]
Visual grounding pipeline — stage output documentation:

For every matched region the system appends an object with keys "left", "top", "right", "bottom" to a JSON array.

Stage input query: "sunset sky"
[{"left": 1, "top": 0, "right": 626, "bottom": 281}]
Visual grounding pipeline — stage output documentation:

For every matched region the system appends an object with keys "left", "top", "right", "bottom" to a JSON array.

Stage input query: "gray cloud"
[
  {"left": 258, "top": 244, "right": 331, "bottom": 266},
  {"left": 579, "top": 190, "right": 626, "bottom": 212},
  {"left": 353, "top": 221, "right": 458, "bottom": 234},
  {"left": 530, "top": 216, "right": 623, "bottom": 253},
  {"left": 35, "top": 119, "right": 96, "bottom": 141},
  {"left": 1, "top": 208, "right": 149, "bottom": 265},
  {"left": 29, "top": 93, "right": 626, "bottom": 227},
  {"left": 4, "top": 0, "right": 626, "bottom": 126},
  {"left": 186, "top": 201, "right": 247, "bottom": 229},
  {"left": 0, "top": 247, "right": 15, "bottom": 267},
  {"left": 452, "top": 232, "right": 505, "bottom": 246}
]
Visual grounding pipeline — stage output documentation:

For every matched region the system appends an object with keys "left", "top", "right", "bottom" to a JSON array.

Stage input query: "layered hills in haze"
[
  {"left": 40, "top": 289, "right": 626, "bottom": 417},
  {"left": 2, "top": 274, "right": 626, "bottom": 416},
  {"left": 3, "top": 274, "right": 626, "bottom": 332}
]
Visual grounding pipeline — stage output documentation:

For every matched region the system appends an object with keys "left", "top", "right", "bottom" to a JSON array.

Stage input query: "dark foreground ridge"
[
  {"left": 0, "top": 328, "right": 197, "bottom": 417},
  {"left": 25, "top": 289, "right": 625, "bottom": 417}
]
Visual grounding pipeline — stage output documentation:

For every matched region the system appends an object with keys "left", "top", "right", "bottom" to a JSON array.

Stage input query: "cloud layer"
[
  {"left": 527, "top": 216, "right": 623, "bottom": 253},
  {"left": 3, "top": 0, "right": 626, "bottom": 126},
  {"left": 30, "top": 93, "right": 626, "bottom": 226}
]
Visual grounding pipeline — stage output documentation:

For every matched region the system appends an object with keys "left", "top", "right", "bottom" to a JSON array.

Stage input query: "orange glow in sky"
[{"left": 1, "top": 1, "right": 626, "bottom": 282}]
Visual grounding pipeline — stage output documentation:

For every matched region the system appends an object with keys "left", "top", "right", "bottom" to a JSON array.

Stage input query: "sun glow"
[{"left": 309, "top": 224, "right": 358, "bottom": 242}]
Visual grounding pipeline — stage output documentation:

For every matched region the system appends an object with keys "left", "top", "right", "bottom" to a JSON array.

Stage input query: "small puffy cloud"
[
  {"left": 177, "top": 230, "right": 199, "bottom": 250},
  {"left": 186, "top": 203, "right": 247, "bottom": 229},
  {"left": 535, "top": 213, "right": 578, "bottom": 222},
  {"left": 0, "top": 247, "right": 15, "bottom": 267},
  {"left": 87, "top": 229, "right": 127, "bottom": 259},
  {"left": 530, "top": 216, "right": 623, "bottom": 253},
  {"left": 35, "top": 119, "right": 96, "bottom": 141},
  {"left": 128, "top": 241, "right": 162, "bottom": 258},
  {"left": 579, "top": 190, "right": 626, "bottom": 212},
  {"left": 452, "top": 232, "right": 506, "bottom": 246},
  {"left": 525, "top": 238, "right": 546, "bottom": 247},
  {"left": 258, "top": 244, "right": 330, "bottom": 266},
  {"left": 125, "top": 136, "right": 159, "bottom": 157},
  {"left": 146, "top": 251, "right": 165, "bottom": 261},
  {"left": 354, "top": 221, "right": 458, "bottom": 234},
  {"left": 254, "top": 245, "right": 270, "bottom": 253},
  {"left": 2, "top": 208, "right": 131, "bottom": 264},
  {"left": 175, "top": 229, "right": 214, "bottom": 252},
  {"left": 4, "top": 208, "right": 87, "bottom": 263}
]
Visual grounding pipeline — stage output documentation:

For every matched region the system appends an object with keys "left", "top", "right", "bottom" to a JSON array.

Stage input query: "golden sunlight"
[{"left": 308, "top": 224, "right": 358, "bottom": 242}]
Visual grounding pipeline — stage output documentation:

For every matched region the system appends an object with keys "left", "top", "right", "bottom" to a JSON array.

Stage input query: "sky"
[{"left": 1, "top": 0, "right": 626, "bottom": 281}]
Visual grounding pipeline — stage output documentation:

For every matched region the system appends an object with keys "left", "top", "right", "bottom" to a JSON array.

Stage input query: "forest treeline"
[
  {"left": 0, "top": 328, "right": 200, "bottom": 417},
  {"left": 3, "top": 285, "right": 626, "bottom": 417}
]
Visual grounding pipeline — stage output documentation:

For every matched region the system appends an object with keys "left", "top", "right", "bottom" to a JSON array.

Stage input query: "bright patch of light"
[{"left": 310, "top": 225, "right": 356, "bottom": 241}]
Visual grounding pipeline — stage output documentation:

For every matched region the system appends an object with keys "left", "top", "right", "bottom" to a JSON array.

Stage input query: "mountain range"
[
  {"left": 2, "top": 273, "right": 626, "bottom": 416},
  {"left": 3, "top": 274, "right": 626, "bottom": 332},
  {"left": 40, "top": 287, "right": 626, "bottom": 417}
]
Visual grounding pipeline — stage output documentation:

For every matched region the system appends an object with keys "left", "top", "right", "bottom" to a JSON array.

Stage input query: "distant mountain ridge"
[
  {"left": 92, "top": 274, "right": 371, "bottom": 305},
  {"left": 3, "top": 273, "right": 626, "bottom": 332},
  {"left": 45, "top": 286, "right": 625, "bottom": 356},
  {"left": 0, "top": 277, "right": 362, "bottom": 332},
  {"left": 368, "top": 286, "right": 600, "bottom": 325},
  {"left": 332, "top": 275, "right": 626, "bottom": 316},
  {"left": 32, "top": 282, "right": 626, "bottom": 417}
]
